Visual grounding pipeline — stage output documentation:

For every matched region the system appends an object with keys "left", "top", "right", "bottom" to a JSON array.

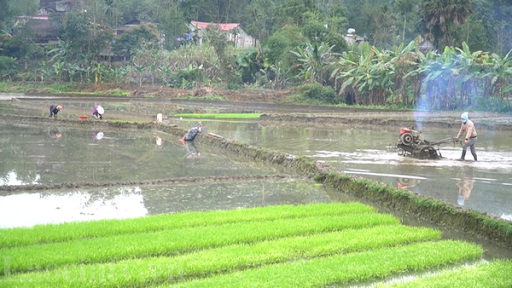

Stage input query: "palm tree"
[{"left": 421, "top": 0, "right": 473, "bottom": 49}]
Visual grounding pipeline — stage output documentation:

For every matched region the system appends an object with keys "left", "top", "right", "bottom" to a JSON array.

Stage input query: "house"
[
  {"left": 344, "top": 28, "right": 366, "bottom": 45},
  {"left": 12, "top": 0, "right": 71, "bottom": 44},
  {"left": 14, "top": 14, "right": 59, "bottom": 45},
  {"left": 39, "top": 0, "right": 72, "bottom": 14},
  {"left": 115, "top": 19, "right": 148, "bottom": 36},
  {"left": 188, "top": 21, "right": 258, "bottom": 48}
]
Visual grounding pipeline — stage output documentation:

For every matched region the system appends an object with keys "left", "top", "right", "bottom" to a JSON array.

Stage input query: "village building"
[{"left": 188, "top": 21, "right": 258, "bottom": 48}]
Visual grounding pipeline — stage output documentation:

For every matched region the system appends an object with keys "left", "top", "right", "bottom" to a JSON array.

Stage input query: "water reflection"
[
  {"left": 169, "top": 120, "right": 512, "bottom": 220},
  {"left": 0, "top": 171, "right": 40, "bottom": 186},
  {"left": 184, "top": 141, "right": 200, "bottom": 159},
  {"left": 0, "top": 187, "right": 147, "bottom": 228},
  {"left": 0, "top": 180, "right": 331, "bottom": 228},
  {"left": 456, "top": 167, "right": 474, "bottom": 206},
  {"left": 0, "top": 125, "right": 272, "bottom": 185},
  {"left": 48, "top": 127, "right": 62, "bottom": 139},
  {"left": 93, "top": 131, "right": 104, "bottom": 141}
]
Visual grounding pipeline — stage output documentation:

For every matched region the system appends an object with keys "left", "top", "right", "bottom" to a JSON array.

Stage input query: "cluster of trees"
[{"left": 0, "top": 0, "right": 511, "bottom": 111}]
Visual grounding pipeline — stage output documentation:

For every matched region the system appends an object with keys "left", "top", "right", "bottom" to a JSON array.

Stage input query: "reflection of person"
[
  {"left": 48, "top": 127, "right": 62, "bottom": 139},
  {"left": 184, "top": 141, "right": 200, "bottom": 159},
  {"left": 93, "top": 105, "right": 104, "bottom": 120},
  {"left": 156, "top": 136, "right": 163, "bottom": 147},
  {"left": 180, "top": 124, "right": 203, "bottom": 144},
  {"left": 456, "top": 168, "right": 474, "bottom": 206},
  {"left": 93, "top": 131, "right": 104, "bottom": 141},
  {"left": 49, "top": 104, "right": 62, "bottom": 119},
  {"left": 455, "top": 112, "right": 477, "bottom": 161}
]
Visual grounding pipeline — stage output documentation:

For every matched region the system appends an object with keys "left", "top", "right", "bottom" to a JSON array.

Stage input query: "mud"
[
  {"left": 5, "top": 83, "right": 292, "bottom": 103},
  {"left": 0, "top": 174, "right": 288, "bottom": 195}
]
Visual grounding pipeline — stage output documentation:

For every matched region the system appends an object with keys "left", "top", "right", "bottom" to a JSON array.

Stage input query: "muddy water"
[
  {"left": 0, "top": 179, "right": 330, "bottom": 228},
  {"left": 172, "top": 120, "right": 512, "bottom": 221},
  {"left": 0, "top": 124, "right": 272, "bottom": 185}
]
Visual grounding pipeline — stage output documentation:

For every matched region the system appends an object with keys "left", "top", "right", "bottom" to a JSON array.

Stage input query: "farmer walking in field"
[
  {"left": 180, "top": 123, "right": 203, "bottom": 144},
  {"left": 455, "top": 112, "right": 477, "bottom": 161},
  {"left": 49, "top": 104, "right": 62, "bottom": 119}
]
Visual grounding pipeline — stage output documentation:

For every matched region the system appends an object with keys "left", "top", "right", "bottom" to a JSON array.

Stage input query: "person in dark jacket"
[
  {"left": 180, "top": 123, "right": 203, "bottom": 143},
  {"left": 49, "top": 104, "right": 62, "bottom": 119}
]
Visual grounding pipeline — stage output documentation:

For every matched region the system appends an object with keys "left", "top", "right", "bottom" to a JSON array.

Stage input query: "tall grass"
[
  {"left": 377, "top": 260, "right": 512, "bottom": 288},
  {"left": 0, "top": 203, "right": 374, "bottom": 248},
  {"left": 162, "top": 241, "right": 483, "bottom": 288},
  {"left": 0, "top": 214, "right": 399, "bottom": 275},
  {"left": 0, "top": 225, "right": 441, "bottom": 288}
]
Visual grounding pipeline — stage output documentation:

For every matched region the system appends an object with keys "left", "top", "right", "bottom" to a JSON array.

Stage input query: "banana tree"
[{"left": 290, "top": 42, "right": 337, "bottom": 84}]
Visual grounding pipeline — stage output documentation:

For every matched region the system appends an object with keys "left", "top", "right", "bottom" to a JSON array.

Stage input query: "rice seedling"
[
  {"left": 376, "top": 260, "right": 512, "bottom": 288},
  {"left": 0, "top": 203, "right": 374, "bottom": 248},
  {"left": 0, "top": 213, "right": 398, "bottom": 275},
  {"left": 0, "top": 225, "right": 441, "bottom": 288},
  {"left": 159, "top": 241, "right": 483, "bottom": 288}
]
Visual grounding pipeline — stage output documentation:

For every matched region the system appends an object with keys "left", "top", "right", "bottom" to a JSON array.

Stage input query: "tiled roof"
[{"left": 190, "top": 21, "right": 239, "bottom": 31}]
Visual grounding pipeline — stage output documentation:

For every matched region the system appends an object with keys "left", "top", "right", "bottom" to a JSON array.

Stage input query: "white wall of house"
[{"left": 188, "top": 23, "right": 258, "bottom": 48}]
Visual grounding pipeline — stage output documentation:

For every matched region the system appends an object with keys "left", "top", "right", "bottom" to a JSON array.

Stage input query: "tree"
[
  {"left": 421, "top": 0, "right": 473, "bottom": 50},
  {"left": 0, "top": 56, "right": 17, "bottom": 80},
  {"left": 113, "top": 23, "right": 160, "bottom": 58}
]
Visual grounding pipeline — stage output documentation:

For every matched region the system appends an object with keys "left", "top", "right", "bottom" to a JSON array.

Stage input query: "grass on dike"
[
  {"left": 377, "top": 260, "right": 512, "bottom": 288},
  {"left": 0, "top": 225, "right": 441, "bottom": 288},
  {"left": 160, "top": 241, "right": 483, "bottom": 288},
  {"left": 0, "top": 213, "right": 399, "bottom": 275},
  {"left": 0, "top": 203, "right": 374, "bottom": 248},
  {"left": 174, "top": 113, "right": 261, "bottom": 119}
]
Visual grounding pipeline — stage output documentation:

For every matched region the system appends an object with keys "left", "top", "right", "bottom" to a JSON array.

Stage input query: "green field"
[{"left": 0, "top": 203, "right": 508, "bottom": 288}]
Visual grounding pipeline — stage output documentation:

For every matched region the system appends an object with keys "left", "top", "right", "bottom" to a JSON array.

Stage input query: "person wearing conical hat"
[
  {"left": 93, "top": 105, "right": 104, "bottom": 120},
  {"left": 455, "top": 112, "right": 477, "bottom": 161}
]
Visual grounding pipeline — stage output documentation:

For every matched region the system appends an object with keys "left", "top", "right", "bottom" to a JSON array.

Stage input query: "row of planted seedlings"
[
  {"left": 1, "top": 116, "right": 511, "bottom": 287},
  {"left": 2, "top": 202, "right": 508, "bottom": 288}
]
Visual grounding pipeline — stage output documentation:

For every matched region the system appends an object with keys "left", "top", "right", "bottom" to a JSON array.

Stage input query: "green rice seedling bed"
[
  {"left": 0, "top": 203, "right": 374, "bottom": 248},
  {"left": 0, "top": 214, "right": 398, "bottom": 275},
  {"left": 377, "top": 260, "right": 512, "bottom": 288},
  {"left": 0, "top": 225, "right": 441, "bottom": 288},
  {"left": 161, "top": 241, "right": 482, "bottom": 288},
  {"left": 175, "top": 113, "right": 261, "bottom": 119}
]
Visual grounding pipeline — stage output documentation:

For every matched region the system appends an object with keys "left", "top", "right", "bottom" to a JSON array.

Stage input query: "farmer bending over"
[
  {"left": 180, "top": 123, "right": 203, "bottom": 144},
  {"left": 49, "top": 104, "right": 62, "bottom": 119},
  {"left": 93, "top": 105, "right": 104, "bottom": 120}
]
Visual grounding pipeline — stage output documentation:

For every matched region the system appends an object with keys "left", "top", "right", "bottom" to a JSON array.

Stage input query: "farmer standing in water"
[
  {"left": 93, "top": 105, "right": 104, "bottom": 120},
  {"left": 180, "top": 123, "right": 203, "bottom": 144},
  {"left": 49, "top": 104, "right": 62, "bottom": 119},
  {"left": 455, "top": 112, "right": 477, "bottom": 161}
]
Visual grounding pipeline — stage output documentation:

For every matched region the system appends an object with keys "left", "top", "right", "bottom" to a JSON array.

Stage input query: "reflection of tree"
[
  {"left": 0, "top": 125, "right": 269, "bottom": 185},
  {"left": 141, "top": 180, "right": 329, "bottom": 215}
]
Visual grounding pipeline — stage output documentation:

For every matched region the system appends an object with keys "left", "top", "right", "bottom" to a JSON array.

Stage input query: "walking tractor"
[{"left": 396, "top": 127, "right": 460, "bottom": 159}]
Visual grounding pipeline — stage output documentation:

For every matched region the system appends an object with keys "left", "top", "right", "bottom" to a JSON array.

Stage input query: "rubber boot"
[
  {"left": 473, "top": 154, "right": 477, "bottom": 161},
  {"left": 458, "top": 150, "right": 466, "bottom": 161}
]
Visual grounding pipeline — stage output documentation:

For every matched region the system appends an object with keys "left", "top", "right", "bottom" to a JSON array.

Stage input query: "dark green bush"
[
  {"left": 475, "top": 96, "right": 511, "bottom": 113},
  {"left": 298, "top": 82, "right": 342, "bottom": 104},
  {"left": 0, "top": 56, "right": 17, "bottom": 79}
]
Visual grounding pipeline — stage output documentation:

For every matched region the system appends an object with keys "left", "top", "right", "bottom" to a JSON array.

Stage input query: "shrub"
[
  {"left": 297, "top": 82, "right": 342, "bottom": 104},
  {"left": 0, "top": 56, "right": 17, "bottom": 80}
]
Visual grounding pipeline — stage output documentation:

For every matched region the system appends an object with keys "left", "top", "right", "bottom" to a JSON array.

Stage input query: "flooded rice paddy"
[
  {"left": 0, "top": 179, "right": 329, "bottom": 228},
  {"left": 1, "top": 98, "right": 511, "bottom": 287},
  {"left": 0, "top": 124, "right": 271, "bottom": 185},
  {"left": 171, "top": 120, "right": 512, "bottom": 221}
]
